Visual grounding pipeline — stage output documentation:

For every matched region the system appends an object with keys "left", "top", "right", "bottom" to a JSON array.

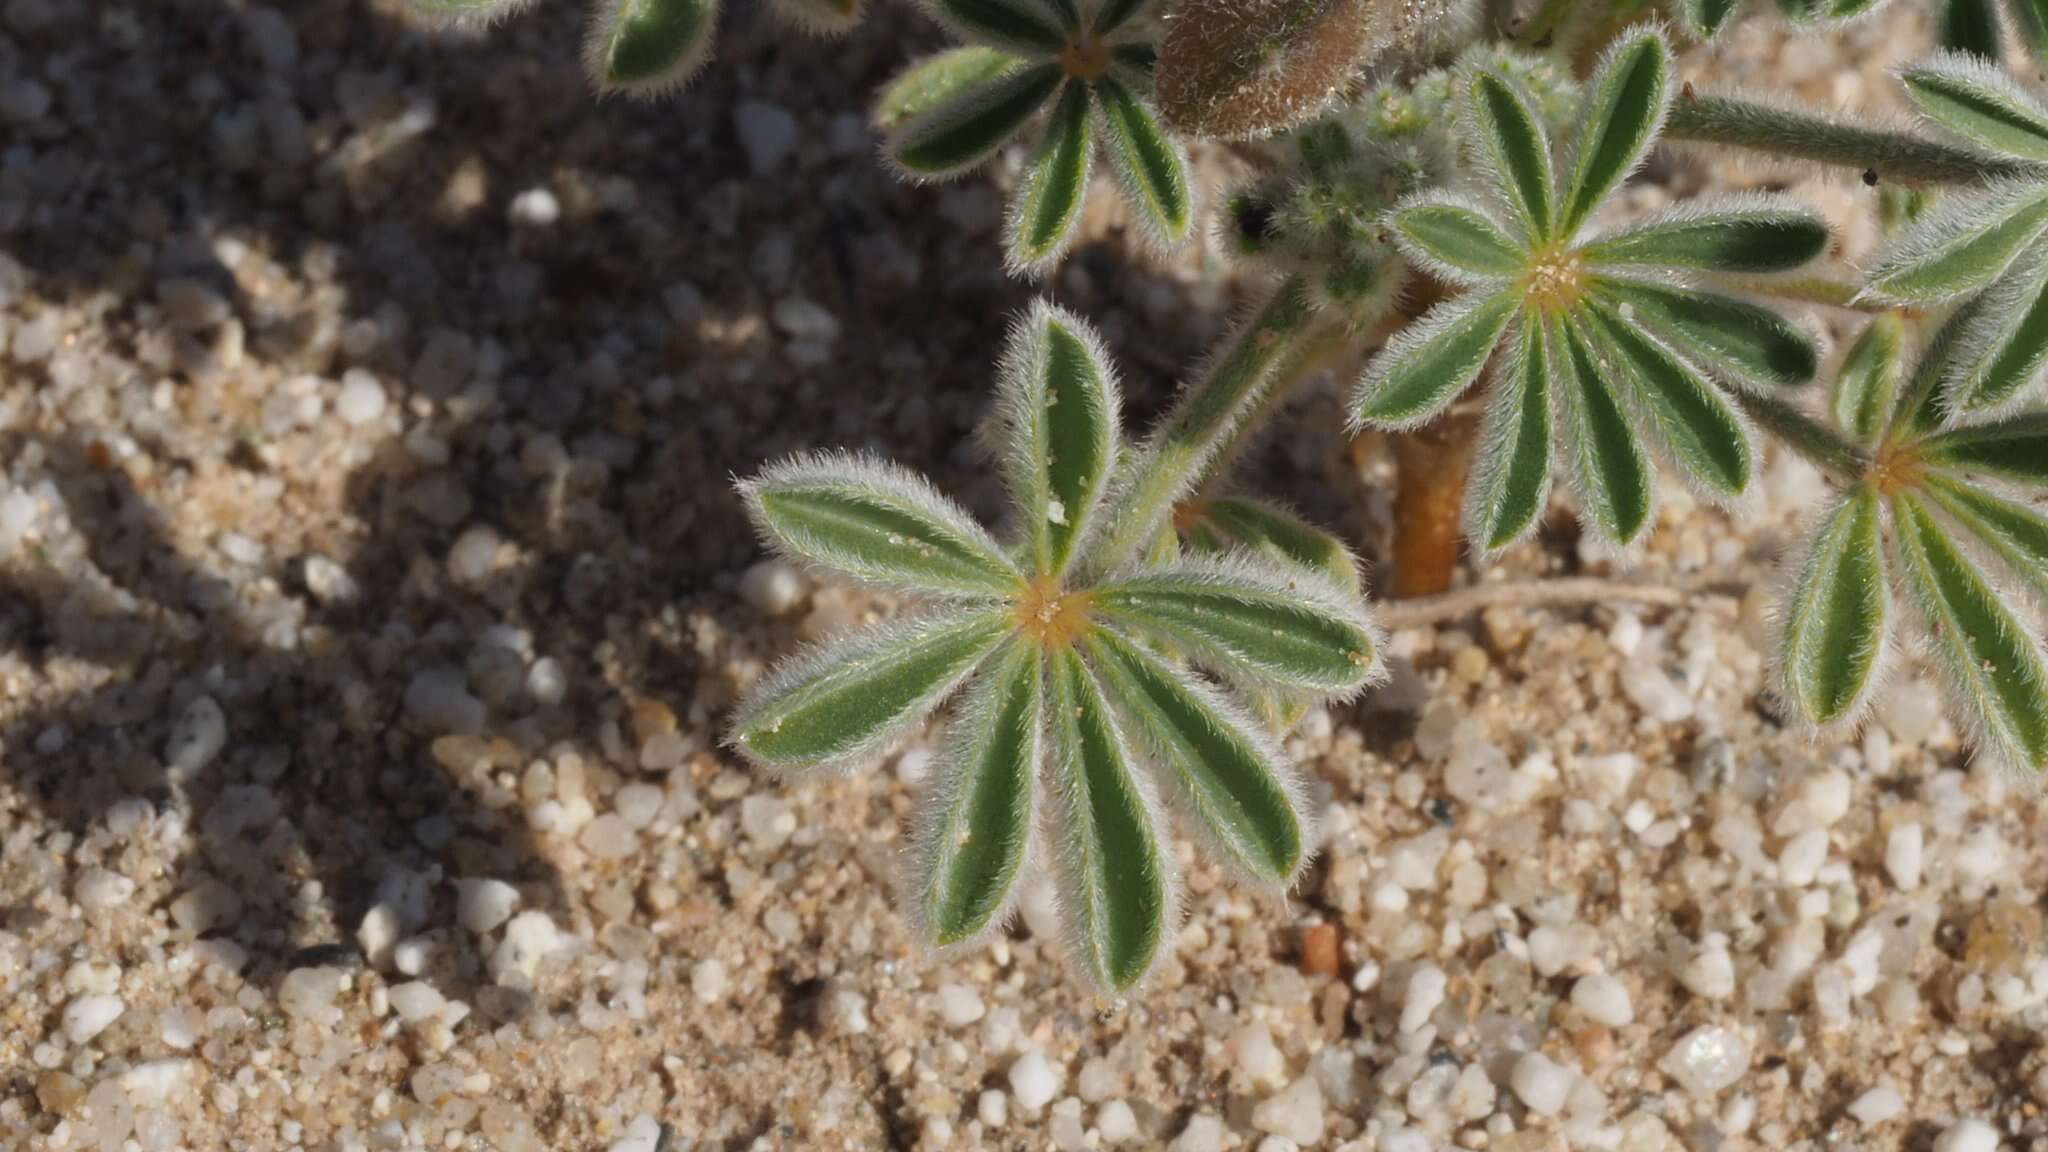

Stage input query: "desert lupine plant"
[
  {"left": 880, "top": 0, "right": 1189, "bottom": 272},
  {"left": 729, "top": 303, "right": 1381, "bottom": 992},
  {"left": 1349, "top": 30, "right": 1830, "bottom": 550},
  {"left": 1779, "top": 307, "right": 2048, "bottom": 772},
  {"left": 410, "top": 0, "right": 860, "bottom": 96}
]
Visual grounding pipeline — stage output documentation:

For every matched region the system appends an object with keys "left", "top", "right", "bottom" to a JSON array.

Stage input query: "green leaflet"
[
  {"left": 1834, "top": 312, "right": 1906, "bottom": 444},
  {"left": 1901, "top": 57, "right": 2048, "bottom": 163},
  {"left": 1926, "top": 473, "right": 2048, "bottom": 604},
  {"left": 1352, "top": 291, "right": 1519, "bottom": 428},
  {"left": 1949, "top": 256, "right": 2048, "bottom": 413},
  {"left": 1556, "top": 316, "right": 1653, "bottom": 545},
  {"left": 1592, "top": 278, "right": 1818, "bottom": 389},
  {"left": 1559, "top": 31, "right": 1669, "bottom": 239},
  {"left": 1780, "top": 490, "right": 1887, "bottom": 725},
  {"left": 1468, "top": 71, "right": 1555, "bottom": 241},
  {"left": 928, "top": 0, "right": 1069, "bottom": 54},
  {"left": 2020, "top": 0, "right": 2048, "bottom": 63},
  {"left": 1681, "top": 0, "right": 1741, "bottom": 34},
  {"left": 1111, "top": 42, "right": 1158, "bottom": 84},
  {"left": 1581, "top": 206, "right": 1830, "bottom": 273},
  {"left": 1092, "top": 560, "right": 1378, "bottom": 694},
  {"left": 744, "top": 453, "right": 1023, "bottom": 597},
  {"left": 1189, "top": 498, "right": 1360, "bottom": 593},
  {"left": 593, "top": 0, "right": 717, "bottom": 91},
  {"left": 1865, "top": 187, "right": 2048, "bottom": 303},
  {"left": 1094, "top": 76, "right": 1192, "bottom": 244},
  {"left": 1000, "top": 300, "right": 1117, "bottom": 575},
  {"left": 731, "top": 610, "right": 1010, "bottom": 770},
  {"left": 1920, "top": 412, "right": 2048, "bottom": 485},
  {"left": 1940, "top": 0, "right": 2004, "bottom": 58},
  {"left": 1092, "top": 0, "right": 1150, "bottom": 34},
  {"left": 1732, "top": 388, "right": 1869, "bottom": 482},
  {"left": 1086, "top": 630, "right": 1305, "bottom": 883},
  {"left": 1892, "top": 492, "right": 2048, "bottom": 771},
  {"left": 1048, "top": 648, "right": 1171, "bottom": 991},
  {"left": 1391, "top": 199, "right": 1528, "bottom": 281},
  {"left": 892, "top": 64, "right": 1063, "bottom": 176},
  {"left": 1585, "top": 304, "right": 1752, "bottom": 498},
  {"left": 910, "top": 643, "right": 1040, "bottom": 946},
  {"left": 874, "top": 46, "right": 1020, "bottom": 130},
  {"left": 1007, "top": 81, "right": 1095, "bottom": 269},
  {"left": 1893, "top": 295, "right": 1988, "bottom": 436},
  {"left": 1467, "top": 317, "right": 1553, "bottom": 551}
]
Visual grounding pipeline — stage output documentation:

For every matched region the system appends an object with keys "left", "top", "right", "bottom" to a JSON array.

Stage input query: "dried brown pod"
[{"left": 1156, "top": 0, "right": 1440, "bottom": 140}]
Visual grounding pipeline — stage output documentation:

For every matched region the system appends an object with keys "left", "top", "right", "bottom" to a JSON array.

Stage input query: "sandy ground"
[{"left": 3, "top": 1, "right": 2047, "bottom": 1150}]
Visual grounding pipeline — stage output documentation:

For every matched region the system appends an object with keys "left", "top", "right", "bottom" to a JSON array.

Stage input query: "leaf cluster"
[
  {"left": 879, "top": 0, "right": 1191, "bottom": 273},
  {"left": 730, "top": 303, "right": 1381, "bottom": 992}
]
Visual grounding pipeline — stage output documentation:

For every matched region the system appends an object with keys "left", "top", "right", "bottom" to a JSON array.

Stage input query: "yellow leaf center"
[
  {"left": 1015, "top": 576, "right": 1093, "bottom": 650},
  {"left": 1522, "top": 246, "right": 1586, "bottom": 313},
  {"left": 1060, "top": 35, "right": 1113, "bottom": 81}
]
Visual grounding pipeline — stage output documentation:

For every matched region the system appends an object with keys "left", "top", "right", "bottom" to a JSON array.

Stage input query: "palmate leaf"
[
  {"left": 1182, "top": 497, "right": 1361, "bottom": 593},
  {"left": 1780, "top": 489, "right": 1889, "bottom": 725},
  {"left": 890, "top": 63, "right": 1064, "bottom": 176},
  {"left": 1465, "top": 317, "right": 1553, "bottom": 551},
  {"left": 1945, "top": 250, "right": 2048, "bottom": 414},
  {"left": 1351, "top": 291, "right": 1519, "bottom": 428},
  {"left": 1591, "top": 277, "right": 1819, "bottom": 390},
  {"left": 1085, "top": 629, "right": 1310, "bottom": 884},
  {"left": 1094, "top": 76, "right": 1192, "bottom": 246},
  {"left": 1580, "top": 198, "right": 1831, "bottom": 273},
  {"left": 1863, "top": 180, "right": 2048, "bottom": 304},
  {"left": 1091, "top": 556, "right": 1381, "bottom": 695},
  {"left": 1558, "top": 31, "right": 1670, "bottom": 239},
  {"left": 1583, "top": 303, "right": 1752, "bottom": 498},
  {"left": 874, "top": 46, "right": 1020, "bottom": 130},
  {"left": 587, "top": 0, "right": 719, "bottom": 95},
  {"left": 1555, "top": 315, "right": 1654, "bottom": 546},
  {"left": 906, "top": 642, "right": 1040, "bottom": 947},
  {"left": 1047, "top": 647, "right": 1173, "bottom": 992},
  {"left": 1834, "top": 312, "right": 1907, "bottom": 444},
  {"left": 1926, "top": 473, "right": 2048, "bottom": 605},
  {"left": 1919, "top": 412, "right": 2048, "bottom": 485},
  {"left": 1900, "top": 52, "right": 2048, "bottom": 163},
  {"left": 1006, "top": 81, "right": 1095, "bottom": 271},
  {"left": 742, "top": 451, "right": 1024, "bottom": 597},
  {"left": 996, "top": 300, "right": 1119, "bottom": 574},
  {"left": 1389, "top": 196, "right": 1527, "bottom": 284},
  {"left": 924, "top": 0, "right": 1069, "bottom": 54},
  {"left": 1892, "top": 492, "right": 2048, "bottom": 772},
  {"left": 730, "top": 609, "right": 1011, "bottom": 771},
  {"left": 1465, "top": 70, "right": 1556, "bottom": 242}
]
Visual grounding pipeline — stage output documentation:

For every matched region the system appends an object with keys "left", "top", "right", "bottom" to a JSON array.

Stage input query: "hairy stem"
[
  {"left": 1731, "top": 389, "right": 1869, "bottom": 485},
  {"left": 1722, "top": 275, "right": 1892, "bottom": 313},
  {"left": 1376, "top": 575, "right": 1710, "bottom": 629},
  {"left": 1388, "top": 411, "right": 1480, "bottom": 599},
  {"left": 1088, "top": 275, "right": 1314, "bottom": 575},
  {"left": 1193, "top": 322, "right": 1357, "bottom": 500},
  {"left": 1665, "top": 91, "right": 2036, "bottom": 187}
]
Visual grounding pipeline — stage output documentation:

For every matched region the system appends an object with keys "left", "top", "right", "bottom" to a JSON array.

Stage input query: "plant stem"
[
  {"left": 1722, "top": 275, "right": 1890, "bottom": 313},
  {"left": 1087, "top": 275, "right": 1314, "bottom": 575},
  {"left": 1731, "top": 389, "right": 1869, "bottom": 485},
  {"left": 1388, "top": 411, "right": 1480, "bottom": 599},
  {"left": 1375, "top": 575, "right": 1703, "bottom": 629},
  {"left": 1193, "top": 322, "right": 1355, "bottom": 500},
  {"left": 1664, "top": 91, "right": 2036, "bottom": 187}
]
